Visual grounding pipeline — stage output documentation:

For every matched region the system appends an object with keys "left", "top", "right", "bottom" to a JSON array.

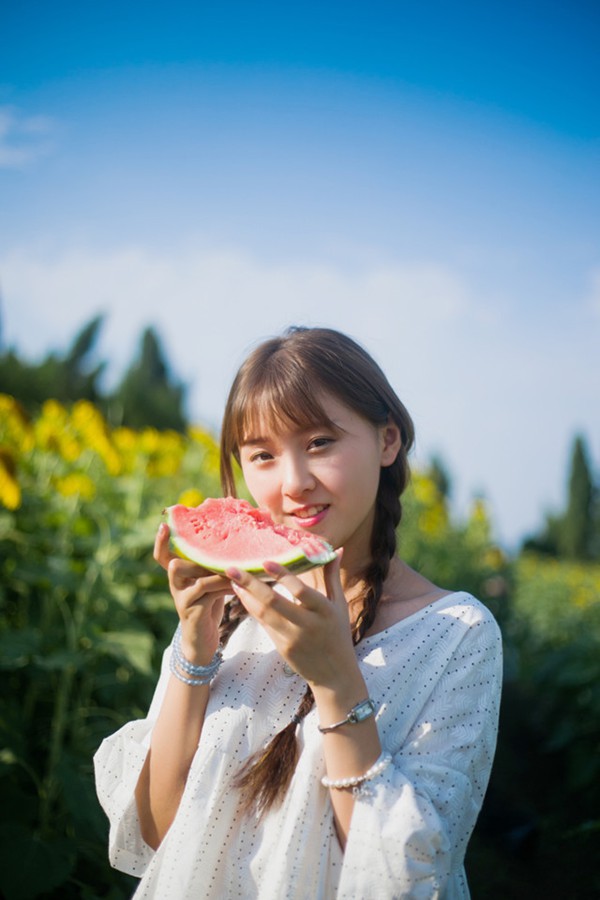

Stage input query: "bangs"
[{"left": 231, "top": 367, "right": 337, "bottom": 457}]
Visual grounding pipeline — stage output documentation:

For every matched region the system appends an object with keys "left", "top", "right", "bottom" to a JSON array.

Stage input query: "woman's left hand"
[
  {"left": 225, "top": 552, "right": 358, "bottom": 690},
  {"left": 228, "top": 553, "right": 381, "bottom": 851}
]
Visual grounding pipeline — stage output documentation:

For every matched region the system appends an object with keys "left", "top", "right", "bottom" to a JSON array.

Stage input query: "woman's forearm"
[
  {"left": 312, "top": 675, "right": 382, "bottom": 848},
  {"left": 135, "top": 675, "right": 210, "bottom": 849}
]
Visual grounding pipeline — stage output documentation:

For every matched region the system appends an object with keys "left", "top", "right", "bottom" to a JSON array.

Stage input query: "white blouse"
[{"left": 94, "top": 592, "right": 502, "bottom": 899}]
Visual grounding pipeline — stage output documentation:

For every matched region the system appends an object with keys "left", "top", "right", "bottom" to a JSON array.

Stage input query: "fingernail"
[{"left": 226, "top": 567, "right": 243, "bottom": 582}]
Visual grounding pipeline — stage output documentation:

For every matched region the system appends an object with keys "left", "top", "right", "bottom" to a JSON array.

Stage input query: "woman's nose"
[{"left": 281, "top": 454, "right": 316, "bottom": 496}]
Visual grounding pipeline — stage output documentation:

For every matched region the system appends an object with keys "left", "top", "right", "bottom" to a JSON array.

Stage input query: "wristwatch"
[{"left": 318, "top": 698, "right": 377, "bottom": 733}]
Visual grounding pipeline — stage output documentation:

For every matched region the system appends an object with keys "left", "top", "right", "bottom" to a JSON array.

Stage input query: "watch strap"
[{"left": 318, "top": 698, "right": 377, "bottom": 733}]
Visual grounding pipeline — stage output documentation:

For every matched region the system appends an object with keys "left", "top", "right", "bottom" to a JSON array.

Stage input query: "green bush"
[
  {"left": 509, "top": 555, "right": 600, "bottom": 818},
  {"left": 0, "top": 397, "right": 221, "bottom": 899}
]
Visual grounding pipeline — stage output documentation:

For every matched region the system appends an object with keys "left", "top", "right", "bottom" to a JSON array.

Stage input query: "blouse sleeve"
[
  {"left": 93, "top": 644, "right": 173, "bottom": 877},
  {"left": 337, "top": 606, "right": 503, "bottom": 900}
]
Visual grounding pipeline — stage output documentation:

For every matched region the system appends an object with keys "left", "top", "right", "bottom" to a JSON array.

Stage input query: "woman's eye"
[
  {"left": 250, "top": 451, "right": 273, "bottom": 463},
  {"left": 309, "top": 436, "right": 333, "bottom": 450}
]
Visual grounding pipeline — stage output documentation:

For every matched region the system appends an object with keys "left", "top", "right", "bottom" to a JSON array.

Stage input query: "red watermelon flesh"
[{"left": 165, "top": 497, "right": 336, "bottom": 577}]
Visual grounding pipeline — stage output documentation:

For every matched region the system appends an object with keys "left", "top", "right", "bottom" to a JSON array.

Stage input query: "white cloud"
[
  {"left": 0, "top": 106, "right": 57, "bottom": 168},
  {"left": 1, "top": 240, "right": 598, "bottom": 550},
  {"left": 0, "top": 242, "right": 473, "bottom": 397}
]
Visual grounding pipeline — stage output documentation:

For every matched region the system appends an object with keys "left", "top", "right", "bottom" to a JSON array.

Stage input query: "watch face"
[{"left": 353, "top": 699, "right": 376, "bottom": 722}]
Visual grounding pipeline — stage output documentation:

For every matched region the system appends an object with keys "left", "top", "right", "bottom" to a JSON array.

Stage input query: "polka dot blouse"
[{"left": 94, "top": 592, "right": 502, "bottom": 899}]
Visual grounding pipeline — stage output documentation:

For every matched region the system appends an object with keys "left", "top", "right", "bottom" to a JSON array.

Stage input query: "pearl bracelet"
[
  {"left": 321, "top": 751, "right": 392, "bottom": 791},
  {"left": 169, "top": 624, "right": 223, "bottom": 686}
]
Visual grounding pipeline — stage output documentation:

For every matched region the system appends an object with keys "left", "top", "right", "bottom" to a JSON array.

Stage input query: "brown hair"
[{"left": 219, "top": 326, "right": 415, "bottom": 816}]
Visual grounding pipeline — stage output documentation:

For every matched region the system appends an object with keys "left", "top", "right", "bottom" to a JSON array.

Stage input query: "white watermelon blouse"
[{"left": 94, "top": 592, "right": 502, "bottom": 899}]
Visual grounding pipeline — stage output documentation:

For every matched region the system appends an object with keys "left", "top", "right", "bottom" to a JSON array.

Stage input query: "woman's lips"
[{"left": 288, "top": 505, "right": 329, "bottom": 527}]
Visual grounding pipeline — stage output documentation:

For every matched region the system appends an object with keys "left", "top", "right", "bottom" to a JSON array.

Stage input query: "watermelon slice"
[{"left": 164, "top": 497, "right": 336, "bottom": 578}]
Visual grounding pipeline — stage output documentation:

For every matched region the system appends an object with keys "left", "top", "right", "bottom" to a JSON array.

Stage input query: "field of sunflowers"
[{"left": 1, "top": 394, "right": 598, "bottom": 898}]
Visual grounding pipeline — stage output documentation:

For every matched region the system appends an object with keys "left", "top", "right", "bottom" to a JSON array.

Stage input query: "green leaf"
[
  {"left": 102, "top": 629, "right": 155, "bottom": 675},
  {"left": 33, "top": 648, "right": 82, "bottom": 671}
]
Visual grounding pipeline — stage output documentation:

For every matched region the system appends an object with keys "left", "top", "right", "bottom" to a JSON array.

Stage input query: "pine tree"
[
  {"left": 0, "top": 314, "right": 106, "bottom": 410},
  {"left": 559, "top": 435, "right": 595, "bottom": 560},
  {"left": 111, "top": 326, "right": 187, "bottom": 432}
]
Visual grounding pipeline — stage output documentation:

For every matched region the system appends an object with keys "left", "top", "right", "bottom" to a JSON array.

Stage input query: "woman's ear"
[{"left": 380, "top": 421, "right": 402, "bottom": 467}]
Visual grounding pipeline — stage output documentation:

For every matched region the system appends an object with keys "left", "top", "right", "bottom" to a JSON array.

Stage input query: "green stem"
[
  {"left": 39, "top": 655, "right": 76, "bottom": 834},
  {"left": 39, "top": 508, "right": 103, "bottom": 832}
]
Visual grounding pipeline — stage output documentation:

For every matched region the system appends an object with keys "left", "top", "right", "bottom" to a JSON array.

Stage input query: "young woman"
[{"left": 95, "top": 326, "right": 502, "bottom": 899}]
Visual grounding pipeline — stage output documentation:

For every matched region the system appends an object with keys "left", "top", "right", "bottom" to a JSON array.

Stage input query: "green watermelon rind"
[{"left": 164, "top": 506, "right": 337, "bottom": 579}]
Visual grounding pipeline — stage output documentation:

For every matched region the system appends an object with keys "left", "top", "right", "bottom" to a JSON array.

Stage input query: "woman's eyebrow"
[
  {"left": 240, "top": 436, "right": 270, "bottom": 446},
  {"left": 241, "top": 420, "right": 343, "bottom": 446}
]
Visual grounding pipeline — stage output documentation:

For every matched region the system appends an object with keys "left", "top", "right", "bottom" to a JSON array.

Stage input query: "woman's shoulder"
[
  {"left": 422, "top": 590, "right": 502, "bottom": 642},
  {"left": 368, "top": 559, "right": 500, "bottom": 639}
]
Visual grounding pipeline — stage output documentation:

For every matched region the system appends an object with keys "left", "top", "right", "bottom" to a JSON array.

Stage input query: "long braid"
[
  {"left": 232, "top": 686, "right": 315, "bottom": 817},
  {"left": 216, "top": 325, "right": 415, "bottom": 818},
  {"left": 232, "top": 462, "right": 405, "bottom": 818},
  {"left": 219, "top": 595, "right": 248, "bottom": 646},
  {"left": 353, "top": 462, "right": 405, "bottom": 642}
]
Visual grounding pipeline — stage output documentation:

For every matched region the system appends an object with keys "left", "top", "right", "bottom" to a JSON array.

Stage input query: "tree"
[
  {"left": 559, "top": 434, "right": 596, "bottom": 560},
  {"left": 110, "top": 326, "right": 187, "bottom": 432},
  {"left": 0, "top": 314, "right": 106, "bottom": 411},
  {"left": 523, "top": 434, "right": 599, "bottom": 560},
  {"left": 0, "top": 303, "right": 189, "bottom": 432}
]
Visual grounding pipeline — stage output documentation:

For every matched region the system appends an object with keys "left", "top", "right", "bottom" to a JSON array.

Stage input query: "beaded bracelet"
[
  {"left": 173, "top": 624, "right": 223, "bottom": 677},
  {"left": 169, "top": 624, "right": 223, "bottom": 686},
  {"left": 321, "top": 751, "right": 392, "bottom": 791}
]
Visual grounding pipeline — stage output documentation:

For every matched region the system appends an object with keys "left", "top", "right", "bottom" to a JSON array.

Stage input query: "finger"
[
  {"left": 153, "top": 521, "right": 181, "bottom": 571},
  {"left": 225, "top": 566, "right": 272, "bottom": 598},
  {"left": 168, "top": 558, "right": 229, "bottom": 593},
  {"left": 168, "top": 557, "right": 201, "bottom": 589},
  {"left": 225, "top": 566, "right": 300, "bottom": 622},
  {"left": 178, "top": 587, "right": 228, "bottom": 620},
  {"left": 261, "top": 561, "right": 324, "bottom": 611},
  {"left": 172, "top": 576, "right": 229, "bottom": 623}
]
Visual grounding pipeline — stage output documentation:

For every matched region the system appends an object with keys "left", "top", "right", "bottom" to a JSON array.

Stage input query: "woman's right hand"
[{"left": 153, "top": 522, "right": 230, "bottom": 665}]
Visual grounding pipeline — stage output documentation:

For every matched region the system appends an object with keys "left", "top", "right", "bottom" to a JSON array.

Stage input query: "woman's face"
[{"left": 238, "top": 393, "right": 401, "bottom": 570}]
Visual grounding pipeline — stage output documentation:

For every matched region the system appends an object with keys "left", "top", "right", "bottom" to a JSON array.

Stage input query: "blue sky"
[{"left": 1, "top": 1, "right": 599, "bottom": 548}]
